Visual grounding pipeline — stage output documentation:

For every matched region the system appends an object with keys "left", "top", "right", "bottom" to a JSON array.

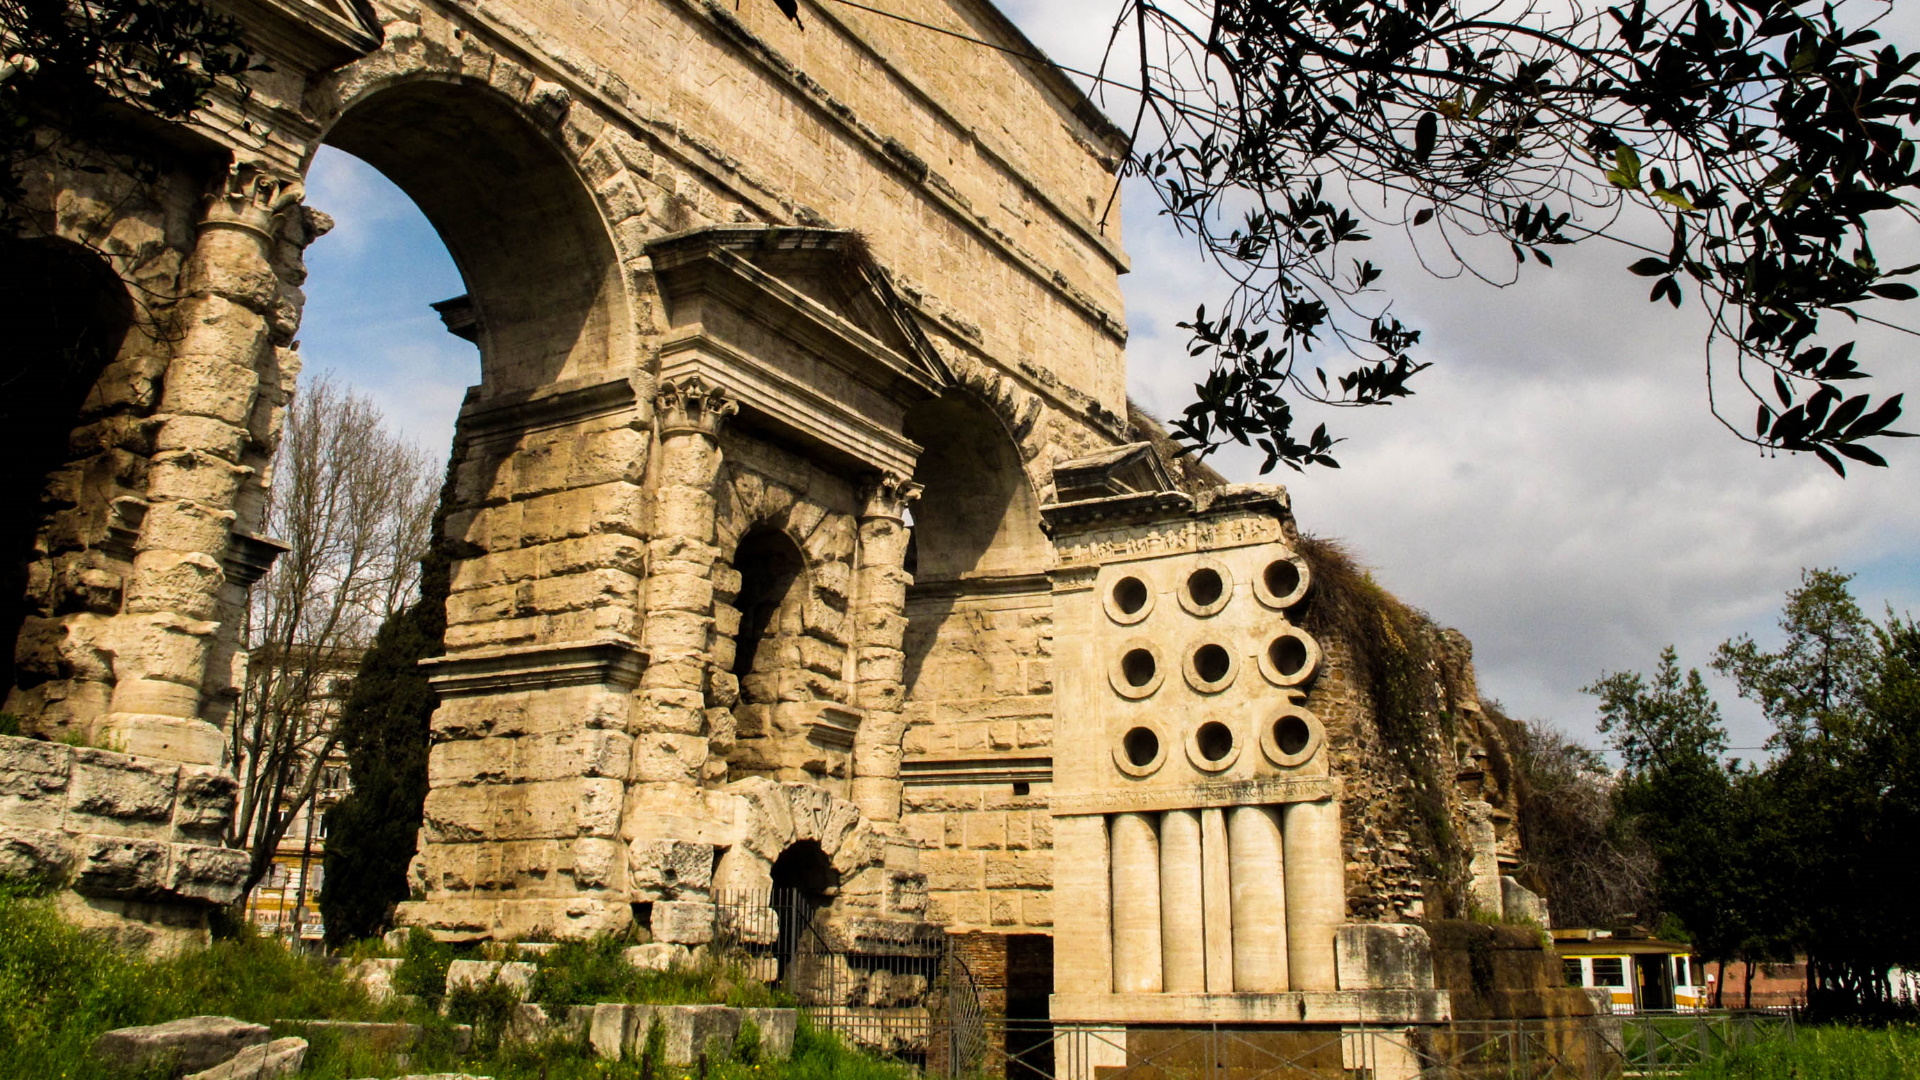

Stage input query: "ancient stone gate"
[{"left": 3, "top": 0, "right": 1583, "bottom": 1057}]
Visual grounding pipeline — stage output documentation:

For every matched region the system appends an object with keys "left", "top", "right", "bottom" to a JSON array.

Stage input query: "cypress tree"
[{"left": 318, "top": 488, "right": 452, "bottom": 945}]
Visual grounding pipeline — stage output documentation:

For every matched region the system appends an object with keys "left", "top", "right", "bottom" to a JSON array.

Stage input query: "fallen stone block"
[
  {"left": 740, "top": 1007, "right": 797, "bottom": 1060},
  {"left": 648, "top": 899, "right": 714, "bottom": 944},
  {"left": 275, "top": 1019, "right": 472, "bottom": 1054},
  {"left": 622, "top": 942, "right": 689, "bottom": 972},
  {"left": 92, "top": 1016, "right": 270, "bottom": 1075},
  {"left": 344, "top": 957, "right": 404, "bottom": 1003},
  {"left": 184, "top": 1036, "right": 306, "bottom": 1080},
  {"left": 445, "top": 958, "right": 536, "bottom": 1000}
]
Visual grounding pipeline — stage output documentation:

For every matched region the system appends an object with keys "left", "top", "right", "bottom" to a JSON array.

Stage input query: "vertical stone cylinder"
[
  {"left": 1110, "top": 811, "right": 1163, "bottom": 994},
  {"left": 849, "top": 473, "right": 921, "bottom": 822},
  {"left": 1201, "top": 806, "right": 1235, "bottom": 992},
  {"left": 105, "top": 163, "right": 307, "bottom": 766},
  {"left": 1227, "top": 805, "right": 1288, "bottom": 992},
  {"left": 632, "top": 377, "right": 735, "bottom": 790},
  {"left": 1159, "top": 808, "right": 1205, "bottom": 992},
  {"left": 1283, "top": 799, "right": 1344, "bottom": 991}
]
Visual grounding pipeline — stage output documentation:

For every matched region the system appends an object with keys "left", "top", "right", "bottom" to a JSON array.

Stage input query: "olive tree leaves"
[
  {"left": 0, "top": 0, "right": 263, "bottom": 219},
  {"left": 1101, "top": 0, "right": 1920, "bottom": 474}
]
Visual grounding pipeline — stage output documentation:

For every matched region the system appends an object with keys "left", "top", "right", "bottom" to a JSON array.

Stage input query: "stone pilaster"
[
  {"left": 849, "top": 472, "right": 920, "bottom": 822},
  {"left": 631, "top": 376, "right": 736, "bottom": 789},
  {"left": 104, "top": 162, "right": 304, "bottom": 766}
]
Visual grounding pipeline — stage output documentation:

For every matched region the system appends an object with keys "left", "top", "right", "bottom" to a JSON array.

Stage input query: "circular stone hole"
[
  {"left": 1264, "top": 559, "right": 1302, "bottom": 601},
  {"left": 1187, "top": 568, "right": 1224, "bottom": 608},
  {"left": 1274, "top": 714, "right": 1312, "bottom": 757},
  {"left": 1112, "top": 576, "right": 1149, "bottom": 616},
  {"left": 1195, "top": 721, "right": 1235, "bottom": 762},
  {"left": 1269, "top": 635, "right": 1309, "bottom": 678},
  {"left": 1192, "top": 643, "right": 1232, "bottom": 684},
  {"left": 1122, "top": 726, "right": 1160, "bottom": 767},
  {"left": 1121, "top": 648, "right": 1157, "bottom": 688}
]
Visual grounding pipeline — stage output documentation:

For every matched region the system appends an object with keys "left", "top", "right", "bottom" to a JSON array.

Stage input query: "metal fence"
[
  {"left": 866, "top": 1012, "right": 1793, "bottom": 1079},
  {"left": 709, "top": 888, "right": 983, "bottom": 1065},
  {"left": 699, "top": 894, "right": 1790, "bottom": 1078}
]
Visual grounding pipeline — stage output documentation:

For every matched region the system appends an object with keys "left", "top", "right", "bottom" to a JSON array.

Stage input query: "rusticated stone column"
[
  {"left": 849, "top": 471, "right": 921, "bottom": 822},
  {"left": 104, "top": 162, "right": 304, "bottom": 766},
  {"left": 631, "top": 376, "right": 735, "bottom": 789}
]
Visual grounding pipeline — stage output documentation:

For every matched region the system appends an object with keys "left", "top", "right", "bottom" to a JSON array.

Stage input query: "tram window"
[
  {"left": 1592, "top": 957, "right": 1627, "bottom": 987},
  {"left": 1674, "top": 957, "right": 1690, "bottom": 985},
  {"left": 1563, "top": 958, "right": 1585, "bottom": 987}
]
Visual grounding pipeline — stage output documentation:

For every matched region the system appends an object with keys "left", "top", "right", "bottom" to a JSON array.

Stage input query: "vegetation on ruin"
[
  {"left": 318, "top": 471, "right": 455, "bottom": 945},
  {"left": 0, "top": 882, "right": 895, "bottom": 1080},
  {"left": 1294, "top": 533, "right": 1476, "bottom": 915},
  {"left": 1503, "top": 713, "right": 1658, "bottom": 930},
  {"left": 1586, "top": 569, "right": 1920, "bottom": 1017},
  {"left": 0, "top": 0, "right": 260, "bottom": 225}
]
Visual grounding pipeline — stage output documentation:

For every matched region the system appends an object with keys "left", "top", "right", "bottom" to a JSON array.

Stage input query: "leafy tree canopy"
[
  {"left": 0, "top": 0, "right": 259, "bottom": 218},
  {"left": 777, "top": 0, "right": 1920, "bottom": 474}
]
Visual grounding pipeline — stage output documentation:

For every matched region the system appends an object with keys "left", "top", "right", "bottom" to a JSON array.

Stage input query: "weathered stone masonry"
[{"left": 0, "top": 0, "right": 1582, "bottom": 1056}]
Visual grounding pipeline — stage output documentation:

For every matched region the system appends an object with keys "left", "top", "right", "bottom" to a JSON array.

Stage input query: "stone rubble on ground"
[
  {"left": 91, "top": 1015, "right": 269, "bottom": 1075},
  {"left": 183, "top": 1036, "right": 306, "bottom": 1080}
]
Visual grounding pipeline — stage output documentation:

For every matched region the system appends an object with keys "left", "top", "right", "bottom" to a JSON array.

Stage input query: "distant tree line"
[{"left": 1517, "top": 569, "right": 1920, "bottom": 1017}]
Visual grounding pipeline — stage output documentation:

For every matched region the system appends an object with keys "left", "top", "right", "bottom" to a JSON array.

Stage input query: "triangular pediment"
[{"left": 647, "top": 225, "right": 953, "bottom": 394}]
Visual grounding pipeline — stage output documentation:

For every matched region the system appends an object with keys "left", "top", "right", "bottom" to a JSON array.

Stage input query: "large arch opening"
[
  {"left": 320, "top": 78, "right": 628, "bottom": 394},
  {"left": 901, "top": 393, "right": 1047, "bottom": 582},
  {"left": 299, "top": 77, "right": 629, "bottom": 941},
  {"left": 901, "top": 393, "right": 1050, "bottom": 700},
  {"left": 0, "top": 237, "right": 133, "bottom": 701}
]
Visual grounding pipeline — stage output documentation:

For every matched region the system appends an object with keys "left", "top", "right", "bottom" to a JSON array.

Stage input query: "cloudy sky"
[{"left": 296, "top": 0, "right": 1920, "bottom": 755}]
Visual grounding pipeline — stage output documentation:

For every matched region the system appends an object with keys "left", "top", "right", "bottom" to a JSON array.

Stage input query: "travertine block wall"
[{"left": 0, "top": 734, "right": 248, "bottom": 950}]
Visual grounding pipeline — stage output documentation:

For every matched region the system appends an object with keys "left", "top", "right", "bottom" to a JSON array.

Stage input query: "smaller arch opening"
[
  {"left": 1113, "top": 576, "right": 1149, "bottom": 616},
  {"left": 1264, "top": 560, "right": 1302, "bottom": 601},
  {"left": 1192, "top": 644, "right": 1232, "bottom": 684},
  {"left": 772, "top": 839, "right": 838, "bottom": 899},
  {"left": 1122, "top": 726, "right": 1160, "bottom": 768},
  {"left": 1187, "top": 568, "right": 1224, "bottom": 608},
  {"left": 1274, "top": 715, "right": 1312, "bottom": 757},
  {"left": 1269, "top": 635, "right": 1309, "bottom": 678},
  {"left": 1195, "top": 721, "right": 1235, "bottom": 763},
  {"left": 1121, "top": 648, "right": 1157, "bottom": 688}
]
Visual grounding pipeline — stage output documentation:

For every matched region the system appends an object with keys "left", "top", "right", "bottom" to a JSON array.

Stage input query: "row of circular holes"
[
  {"left": 1111, "top": 630, "right": 1317, "bottom": 699},
  {"left": 1114, "top": 709, "right": 1324, "bottom": 778},
  {"left": 1107, "top": 556, "right": 1309, "bottom": 625}
]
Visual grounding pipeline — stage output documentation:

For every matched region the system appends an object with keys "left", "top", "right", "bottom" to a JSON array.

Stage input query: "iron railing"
[{"left": 893, "top": 1011, "right": 1792, "bottom": 1079}]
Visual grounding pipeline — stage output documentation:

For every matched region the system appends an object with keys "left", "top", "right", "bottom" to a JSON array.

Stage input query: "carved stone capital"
[
  {"left": 655, "top": 376, "right": 737, "bottom": 440},
  {"left": 858, "top": 472, "right": 923, "bottom": 522},
  {"left": 202, "top": 160, "right": 305, "bottom": 240}
]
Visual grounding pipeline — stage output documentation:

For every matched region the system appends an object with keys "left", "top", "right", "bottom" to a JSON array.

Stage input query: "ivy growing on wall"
[{"left": 1295, "top": 534, "right": 1474, "bottom": 917}]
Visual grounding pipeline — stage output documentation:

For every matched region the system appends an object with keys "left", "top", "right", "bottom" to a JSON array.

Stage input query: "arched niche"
[
  {"left": 0, "top": 237, "right": 133, "bottom": 699},
  {"left": 902, "top": 393, "right": 1049, "bottom": 582},
  {"left": 715, "top": 527, "right": 814, "bottom": 778},
  {"left": 316, "top": 79, "right": 628, "bottom": 396}
]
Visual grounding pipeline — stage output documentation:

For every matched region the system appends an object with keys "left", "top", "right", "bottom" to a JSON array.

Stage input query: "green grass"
[
  {"left": 0, "top": 885, "right": 892, "bottom": 1080},
  {"left": 1675, "top": 1024, "right": 1920, "bottom": 1079}
]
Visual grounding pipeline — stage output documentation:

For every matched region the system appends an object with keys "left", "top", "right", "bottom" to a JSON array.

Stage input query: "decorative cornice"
[
  {"left": 1048, "top": 776, "right": 1339, "bottom": 817},
  {"left": 655, "top": 376, "right": 737, "bottom": 440},
  {"left": 222, "top": 532, "right": 290, "bottom": 587},
  {"left": 900, "top": 754, "right": 1052, "bottom": 787},
  {"left": 806, "top": 704, "right": 864, "bottom": 752},
  {"left": 458, "top": 378, "right": 638, "bottom": 443},
  {"left": 422, "top": 640, "right": 647, "bottom": 697}
]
